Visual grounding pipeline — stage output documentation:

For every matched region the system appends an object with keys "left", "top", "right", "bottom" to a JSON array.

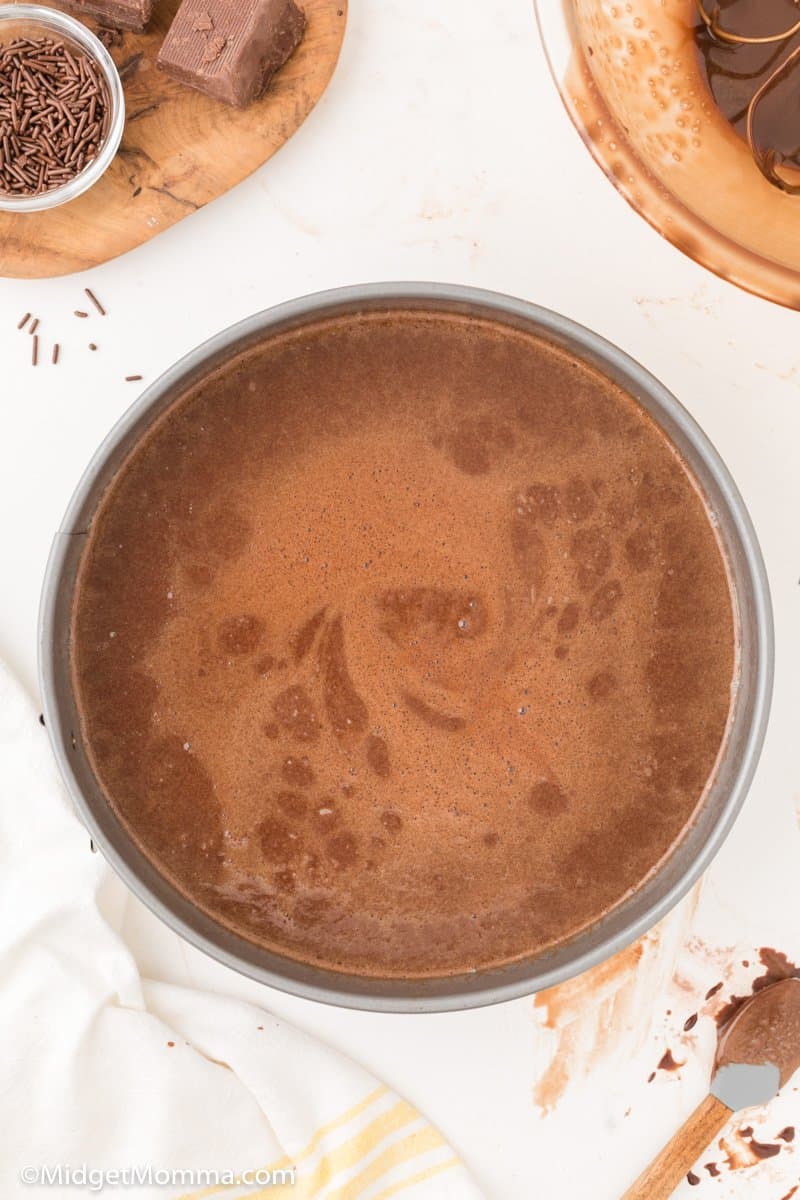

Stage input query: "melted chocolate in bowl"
[
  {"left": 71, "top": 310, "right": 736, "bottom": 978},
  {"left": 543, "top": 0, "right": 800, "bottom": 307},
  {"left": 694, "top": 0, "right": 800, "bottom": 173}
]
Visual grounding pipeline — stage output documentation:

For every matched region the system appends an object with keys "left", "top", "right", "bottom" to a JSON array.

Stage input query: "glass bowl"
[
  {"left": 535, "top": 0, "right": 800, "bottom": 310},
  {"left": 0, "top": 4, "right": 125, "bottom": 213}
]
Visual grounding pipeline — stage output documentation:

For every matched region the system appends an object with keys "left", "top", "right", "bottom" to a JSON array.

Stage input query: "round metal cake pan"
[{"left": 38, "top": 283, "right": 774, "bottom": 1013}]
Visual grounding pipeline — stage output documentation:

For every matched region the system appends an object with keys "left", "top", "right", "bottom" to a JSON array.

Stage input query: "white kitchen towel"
[{"left": 0, "top": 660, "right": 484, "bottom": 1200}]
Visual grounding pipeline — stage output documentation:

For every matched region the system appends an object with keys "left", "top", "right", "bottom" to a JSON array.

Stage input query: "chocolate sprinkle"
[
  {"left": 29, "top": 317, "right": 39, "bottom": 335},
  {"left": 683, "top": 1013, "right": 699, "bottom": 1032},
  {"left": 52, "top": 342, "right": 59, "bottom": 365},
  {"left": 0, "top": 36, "right": 108, "bottom": 198},
  {"left": 17, "top": 311, "right": 30, "bottom": 330},
  {"left": 74, "top": 310, "right": 89, "bottom": 318},
  {"left": 84, "top": 287, "right": 106, "bottom": 316},
  {"left": 687, "top": 1171, "right": 700, "bottom": 1186},
  {"left": 705, "top": 982, "right": 724, "bottom": 1000},
  {"left": 778, "top": 1127, "right": 795, "bottom": 1143},
  {"left": 31, "top": 334, "right": 38, "bottom": 366},
  {"left": 704, "top": 1162, "right": 720, "bottom": 1177},
  {"left": 125, "top": 374, "right": 142, "bottom": 381}
]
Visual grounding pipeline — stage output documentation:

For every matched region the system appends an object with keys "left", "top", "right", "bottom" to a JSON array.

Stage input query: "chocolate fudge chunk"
[
  {"left": 61, "top": 0, "right": 153, "bottom": 33},
  {"left": 157, "top": 0, "right": 306, "bottom": 109}
]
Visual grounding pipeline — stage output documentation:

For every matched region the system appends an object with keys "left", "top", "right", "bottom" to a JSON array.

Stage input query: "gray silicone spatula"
[{"left": 622, "top": 977, "right": 800, "bottom": 1199}]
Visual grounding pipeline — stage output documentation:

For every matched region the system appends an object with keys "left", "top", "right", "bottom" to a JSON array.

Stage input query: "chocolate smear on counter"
[
  {"left": 684, "top": 1013, "right": 699, "bottom": 1032},
  {"left": 657, "top": 1049, "right": 685, "bottom": 1072},
  {"left": 778, "top": 1126, "right": 795, "bottom": 1142},
  {"left": 716, "top": 948, "right": 800, "bottom": 1028},
  {"left": 687, "top": 1170, "right": 700, "bottom": 1186},
  {"left": 750, "top": 1137, "right": 782, "bottom": 1159},
  {"left": 740, "top": 1126, "right": 754, "bottom": 1138}
]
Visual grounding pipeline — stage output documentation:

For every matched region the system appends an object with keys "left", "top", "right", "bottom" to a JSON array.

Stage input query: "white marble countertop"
[{"left": 1, "top": 2, "right": 799, "bottom": 1196}]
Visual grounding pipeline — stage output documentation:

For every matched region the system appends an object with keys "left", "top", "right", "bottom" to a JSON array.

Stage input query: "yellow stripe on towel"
[
  {"left": 251, "top": 1101, "right": 432, "bottom": 1199},
  {"left": 177, "top": 1086, "right": 390, "bottom": 1200},
  {"left": 370, "top": 1155, "right": 461, "bottom": 1200}
]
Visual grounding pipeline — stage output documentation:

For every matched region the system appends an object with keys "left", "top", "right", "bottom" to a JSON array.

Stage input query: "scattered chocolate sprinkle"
[
  {"left": 52, "top": 343, "right": 59, "bottom": 365},
  {"left": 29, "top": 317, "right": 39, "bottom": 335},
  {"left": 706, "top": 982, "right": 724, "bottom": 1000},
  {"left": 166, "top": 1040, "right": 175, "bottom": 1047},
  {"left": 125, "top": 374, "right": 142, "bottom": 381},
  {"left": 0, "top": 36, "right": 109, "bottom": 199},
  {"left": 84, "top": 287, "right": 106, "bottom": 315},
  {"left": 647, "top": 1071, "right": 656, "bottom": 1083},
  {"left": 38, "top": 713, "right": 45, "bottom": 726},
  {"left": 704, "top": 1162, "right": 720, "bottom": 1177},
  {"left": 17, "top": 312, "right": 30, "bottom": 330},
  {"left": 780, "top": 1187, "right": 798, "bottom": 1200},
  {"left": 74, "top": 310, "right": 89, "bottom": 318},
  {"left": 778, "top": 1127, "right": 795, "bottom": 1143},
  {"left": 749, "top": 1138, "right": 782, "bottom": 1160},
  {"left": 683, "top": 1013, "right": 699, "bottom": 1032},
  {"left": 687, "top": 1171, "right": 700, "bottom": 1186},
  {"left": 657, "top": 1049, "right": 685, "bottom": 1072},
  {"left": 89, "top": 342, "right": 98, "bottom": 351},
  {"left": 31, "top": 334, "right": 38, "bottom": 366}
]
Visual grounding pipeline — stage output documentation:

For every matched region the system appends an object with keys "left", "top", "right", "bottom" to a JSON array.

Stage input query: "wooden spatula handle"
[{"left": 622, "top": 1093, "right": 731, "bottom": 1199}]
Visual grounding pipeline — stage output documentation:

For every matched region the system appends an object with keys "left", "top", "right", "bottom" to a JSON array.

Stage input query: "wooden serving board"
[{"left": 0, "top": 0, "right": 347, "bottom": 278}]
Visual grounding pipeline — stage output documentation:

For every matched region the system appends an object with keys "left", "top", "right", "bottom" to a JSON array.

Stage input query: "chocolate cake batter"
[{"left": 71, "top": 309, "right": 737, "bottom": 977}]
